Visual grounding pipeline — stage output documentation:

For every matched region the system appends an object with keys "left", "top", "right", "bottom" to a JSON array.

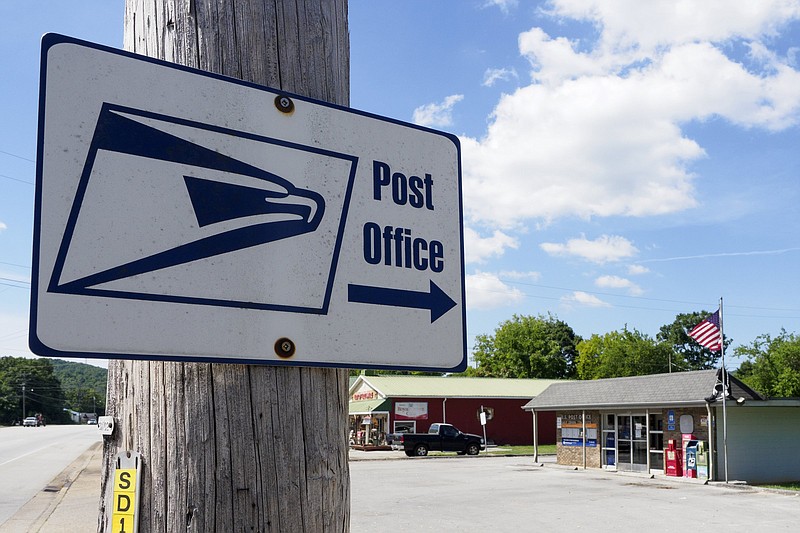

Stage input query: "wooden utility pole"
[{"left": 98, "top": 1, "right": 351, "bottom": 531}]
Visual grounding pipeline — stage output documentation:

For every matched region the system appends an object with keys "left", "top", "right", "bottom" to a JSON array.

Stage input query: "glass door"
[
  {"left": 631, "top": 415, "right": 647, "bottom": 472},
  {"left": 617, "top": 415, "right": 631, "bottom": 470},
  {"left": 602, "top": 414, "right": 616, "bottom": 469},
  {"left": 649, "top": 413, "right": 664, "bottom": 472},
  {"left": 616, "top": 414, "right": 648, "bottom": 472}
]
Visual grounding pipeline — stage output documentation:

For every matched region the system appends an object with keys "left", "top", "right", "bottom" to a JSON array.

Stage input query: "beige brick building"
[{"left": 523, "top": 370, "right": 800, "bottom": 484}]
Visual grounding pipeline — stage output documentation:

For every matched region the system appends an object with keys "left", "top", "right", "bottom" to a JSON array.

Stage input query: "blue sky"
[{"left": 2, "top": 1, "right": 799, "bottom": 370}]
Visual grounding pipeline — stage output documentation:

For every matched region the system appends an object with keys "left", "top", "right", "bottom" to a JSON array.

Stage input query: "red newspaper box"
[{"left": 665, "top": 439, "right": 683, "bottom": 477}]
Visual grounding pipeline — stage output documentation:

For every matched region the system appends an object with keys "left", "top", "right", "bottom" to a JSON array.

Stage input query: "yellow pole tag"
[{"left": 110, "top": 452, "right": 142, "bottom": 533}]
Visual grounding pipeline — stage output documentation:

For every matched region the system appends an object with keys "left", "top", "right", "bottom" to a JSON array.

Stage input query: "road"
[
  {"left": 0, "top": 424, "right": 101, "bottom": 526},
  {"left": 350, "top": 455, "right": 800, "bottom": 532},
  {"left": 2, "top": 440, "right": 798, "bottom": 531}
]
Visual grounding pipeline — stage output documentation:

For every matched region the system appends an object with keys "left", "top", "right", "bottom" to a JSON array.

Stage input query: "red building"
[{"left": 348, "top": 375, "right": 558, "bottom": 446}]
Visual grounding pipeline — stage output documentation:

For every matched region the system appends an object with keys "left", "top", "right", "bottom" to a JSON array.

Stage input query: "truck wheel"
[
  {"left": 414, "top": 444, "right": 429, "bottom": 457},
  {"left": 466, "top": 443, "right": 480, "bottom": 456}
]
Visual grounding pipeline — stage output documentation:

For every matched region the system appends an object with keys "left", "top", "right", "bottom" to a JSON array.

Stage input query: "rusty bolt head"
[
  {"left": 275, "top": 95, "right": 294, "bottom": 114},
  {"left": 275, "top": 337, "right": 295, "bottom": 358}
]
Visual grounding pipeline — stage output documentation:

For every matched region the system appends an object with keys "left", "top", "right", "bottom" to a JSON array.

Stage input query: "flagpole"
[{"left": 719, "top": 296, "right": 729, "bottom": 483}]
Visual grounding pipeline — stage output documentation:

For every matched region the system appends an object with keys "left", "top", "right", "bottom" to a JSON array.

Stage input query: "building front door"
[{"left": 615, "top": 414, "right": 648, "bottom": 472}]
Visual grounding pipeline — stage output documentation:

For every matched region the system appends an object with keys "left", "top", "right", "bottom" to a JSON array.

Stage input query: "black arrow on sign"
[{"left": 347, "top": 280, "right": 457, "bottom": 323}]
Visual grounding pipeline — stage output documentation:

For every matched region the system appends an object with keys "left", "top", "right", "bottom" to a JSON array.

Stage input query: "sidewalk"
[{"left": 0, "top": 441, "right": 102, "bottom": 533}]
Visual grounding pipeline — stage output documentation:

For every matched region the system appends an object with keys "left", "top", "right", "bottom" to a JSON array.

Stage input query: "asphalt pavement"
[
  {"left": 3, "top": 447, "right": 799, "bottom": 532},
  {"left": 0, "top": 446, "right": 411, "bottom": 532}
]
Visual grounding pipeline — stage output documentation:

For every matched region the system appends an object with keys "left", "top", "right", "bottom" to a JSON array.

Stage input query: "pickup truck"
[{"left": 398, "top": 423, "right": 484, "bottom": 457}]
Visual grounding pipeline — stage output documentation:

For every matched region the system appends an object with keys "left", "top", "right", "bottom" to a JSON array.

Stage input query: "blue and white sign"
[{"left": 31, "top": 34, "right": 466, "bottom": 371}]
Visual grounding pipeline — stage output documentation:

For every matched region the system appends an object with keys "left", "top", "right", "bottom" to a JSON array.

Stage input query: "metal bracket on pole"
[{"left": 98, "top": 415, "right": 115, "bottom": 437}]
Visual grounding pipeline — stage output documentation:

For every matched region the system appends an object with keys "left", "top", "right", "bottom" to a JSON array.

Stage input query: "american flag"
[{"left": 688, "top": 310, "right": 722, "bottom": 352}]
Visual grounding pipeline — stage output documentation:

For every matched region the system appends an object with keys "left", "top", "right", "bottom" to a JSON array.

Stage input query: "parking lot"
[{"left": 350, "top": 454, "right": 800, "bottom": 532}]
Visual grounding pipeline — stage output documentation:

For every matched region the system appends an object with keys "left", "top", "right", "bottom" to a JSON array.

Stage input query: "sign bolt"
[
  {"left": 275, "top": 337, "right": 296, "bottom": 358},
  {"left": 275, "top": 95, "right": 295, "bottom": 114}
]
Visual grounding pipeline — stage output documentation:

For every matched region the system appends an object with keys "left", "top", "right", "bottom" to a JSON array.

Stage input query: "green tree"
[
  {"left": 576, "top": 326, "right": 674, "bottom": 379},
  {"left": 64, "top": 386, "right": 103, "bottom": 413},
  {"left": 472, "top": 314, "right": 581, "bottom": 379},
  {"left": 733, "top": 330, "right": 800, "bottom": 397},
  {"left": 51, "top": 359, "right": 108, "bottom": 414},
  {"left": 657, "top": 311, "right": 727, "bottom": 370},
  {"left": 0, "top": 374, "right": 16, "bottom": 422},
  {"left": 0, "top": 357, "right": 68, "bottom": 424},
  {"left": 348, "top": 369, "right": 444, "bottom": 377}
]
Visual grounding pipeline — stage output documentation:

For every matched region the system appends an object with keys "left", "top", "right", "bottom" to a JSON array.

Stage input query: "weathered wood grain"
[{"left": 99, "top": 2, "right": 351, "bottom": 531}]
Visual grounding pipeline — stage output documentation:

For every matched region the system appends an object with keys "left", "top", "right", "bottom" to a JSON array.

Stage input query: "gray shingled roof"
[{"left": 523, "top": 369, "right": 763, "bottom": 410}]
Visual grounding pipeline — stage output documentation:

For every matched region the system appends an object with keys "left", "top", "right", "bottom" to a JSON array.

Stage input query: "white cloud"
[
  {"left": 412, "top": 94, "right": 464, "bottom": 128},
  {"left": 540, "top": 234, "right": 638, "bottom": 263},
  {"left": 460, "top": 2, "right": 800, "bottom": 228},
  {"left": 460, "top": 76, "right": 705, "bottom": 226},
  {"left": 561, "top": 291, "right": 611, "bottom": 308},
  {"left": 466, "top": 271, "right": 525, "bottom": 310},
  {"left": 595, "top": 274, "right": 643, "bottom": 296},
  {"left": 627, "top": 264, "right": 650, "bottom": 275},
  {"left": 483, "top": 67, "right": 518, "bottom": 87},
  {"left": 548, "top": 0, "right": 800, "bottom": 55},
  {"left": 0, "top": 221, "right": 7, "bottom": 232},
  {"left": 484, "top": 0, "right": 518, "bottom": 13},
  {"left": 464, "top": 226, "right": 518, "bottom": 264},
  {"left": 518, "top": 28, "right": 609, "bottom": 85},
  {"left": 498, "top": 270, "right": 541, "bottom": 281}
]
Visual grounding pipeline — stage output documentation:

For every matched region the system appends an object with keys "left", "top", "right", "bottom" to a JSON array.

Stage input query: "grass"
[
  {"left": 428, "top": 444, "right": 556, "bottom": 457},
  {"left": 486, "top": 444, "right": 557, "bottom": 456},
  {"left": 758, "top": 482, "right": 800, "bottom": 491},
  {"left": 426, "top": 444, "right": 557, "bottom": 457}
]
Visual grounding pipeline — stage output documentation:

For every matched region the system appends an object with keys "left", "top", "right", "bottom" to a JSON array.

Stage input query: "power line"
[
  {"left": 468, "top": 275, "right": 800, "bottom": 319},
  {"left": 495, "top": 277, "right": 800, "bottom": 312},
  {"left": 0, "top": 277, "right": 30, "bottom": 290},
  {"left": 0, "top": 149, "right": 35, "bottom": 163},
  {"left": 0, "top": 328, "right": 27, "bottom": 342},
  {"left": 0, "top": 261, "right": 30, "bottom": 270},
  {"left": 0, "top": 172, "right": 33, "bottom": 185}
]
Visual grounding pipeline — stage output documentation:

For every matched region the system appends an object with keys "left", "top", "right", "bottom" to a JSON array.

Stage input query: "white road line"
[{"left": 0, "top": 443, "right": 58, "bottom": 467}]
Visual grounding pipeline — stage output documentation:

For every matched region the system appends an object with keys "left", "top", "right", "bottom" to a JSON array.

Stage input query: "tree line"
[
  {"left": 0, "top": 356, "right": 107, "bottom": 425},
  {"left": 464, "top": 312, "right": 799, "bottom": 398}
]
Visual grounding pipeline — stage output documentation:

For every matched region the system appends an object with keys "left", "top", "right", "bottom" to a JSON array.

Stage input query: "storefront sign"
[
  {"left": 352, "top": 383, "right": 378, "bottom": 401},
  {"left": 562, "top": 438, "right": 597, "bottom": 447},
  {"left": 395, "top": 402, "right": 428, "bottom": 420},
  {"left": 352, "top": 390, "right": 377, "bottom": 401},
  {"left": 563, "top": 413, "right": 592, "bottom": 423}
]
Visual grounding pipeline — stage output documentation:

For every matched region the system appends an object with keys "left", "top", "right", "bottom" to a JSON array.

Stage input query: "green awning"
[{"left": 349, "top": 399, "right": 390, "bottom": 415}]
